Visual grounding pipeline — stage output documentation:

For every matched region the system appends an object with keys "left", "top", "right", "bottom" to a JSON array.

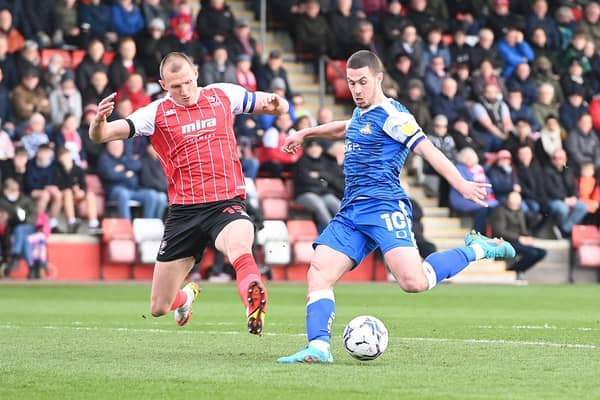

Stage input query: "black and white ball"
[{"left": 343, "top": 315, "right": 388, "bottom": 361}]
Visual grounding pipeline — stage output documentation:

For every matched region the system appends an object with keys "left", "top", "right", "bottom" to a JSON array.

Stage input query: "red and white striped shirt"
[{"left": 127, "top": 83, "right": 256, "bottom": 205}]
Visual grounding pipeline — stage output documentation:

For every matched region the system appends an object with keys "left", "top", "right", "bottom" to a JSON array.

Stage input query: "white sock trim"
[
  {"left": 422, "top": 261, "right": 437, "bottom": 290},
  {"left": 309, "top": 339, "right": 330, "bottom": 353},
  {"left": 307, "top": 289, "right": 335, "bottom": 306},
  {"left": 471, "top": 243, "right": 485, "bottom": 260}
]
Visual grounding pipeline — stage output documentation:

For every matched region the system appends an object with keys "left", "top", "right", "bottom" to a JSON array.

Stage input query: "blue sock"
[
  {"left": 425, "top": 247, "right": 476, "bottom": 284},
  {"left": 306, "top": 290, "right": 336, "bottom": 344}
]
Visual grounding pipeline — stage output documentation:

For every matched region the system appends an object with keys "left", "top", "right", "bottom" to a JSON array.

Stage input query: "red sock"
[
  {"left": 169, "top": 290, "right": 187, "bottom": 311},
  {"left": 233, "top": 253, "right": 261, "bottom": 307}
]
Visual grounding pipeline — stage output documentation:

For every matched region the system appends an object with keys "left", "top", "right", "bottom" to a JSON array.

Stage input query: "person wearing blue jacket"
[
  {"left": 111, "top": 0, "right": 145, "bottom": 38},
  {"left": 497, "top": 27, "right": 535, "bottom": 78}
]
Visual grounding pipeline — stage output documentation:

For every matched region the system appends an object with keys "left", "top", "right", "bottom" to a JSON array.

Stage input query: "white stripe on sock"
[
  {"left": 422, "top": 261, "right": 437, "bottom": 290},
  {"left": 307, "top": 289, "right": 335, "bottom": 306}
]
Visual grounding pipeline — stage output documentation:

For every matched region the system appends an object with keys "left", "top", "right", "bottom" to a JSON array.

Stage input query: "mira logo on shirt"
[{"left": 181, "top": 118, "right": 217, "bottom": 134}]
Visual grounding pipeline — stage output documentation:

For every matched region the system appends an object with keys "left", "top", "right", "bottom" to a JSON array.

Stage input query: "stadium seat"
[
  {"left": 40, "top": 48, "right": 72, "bottom": 69},
  {"left": 264, "top": 241, "right": 291, "bottom": 265},
  {"left": 255, "top": 177, "right": 289, "bottom": 199},
  {"left": 102, "top": 51, "right": 116, "bottom": 65},
  {"left": 569, "top": 225, "right": 600, "bottom": 281},
  {"left": 132, "top": 218, "right": 164, "bottom": 264},
  {"left": 256, "top": 220, "right": 289, "bottom": 245},
  {"left": 332, "top": 78, "right": 352, "bottom": 101},
  {"left": 261, "top": 197, "right": 289, "bottom": 220},
  {"left": 326, "top": 60, "right": 347, "bottom": 82},
  {"left": 101, "top": 218, "right": 136, "bottom": 279},
  {"left": 287, "top": 220, "right": 318, "bottom": 242},
  {"left": 571, "top": 225, "right": 600, "bottom": 249},
  {"left": 71, "top": 49, "right": 86, "bottom": 68}
]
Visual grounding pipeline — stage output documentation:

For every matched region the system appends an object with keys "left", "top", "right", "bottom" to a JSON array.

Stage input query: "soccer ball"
[{"left": 342, "top": 315, "right": 388, "bottom": 361}]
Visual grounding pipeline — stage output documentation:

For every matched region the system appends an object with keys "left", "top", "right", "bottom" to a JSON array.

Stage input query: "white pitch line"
[
  {"left": 0, "top": 324, "right": 597, "bottom": 349},
  {"left": 477, "top": 324, "right": 600, "bottom": 332}
]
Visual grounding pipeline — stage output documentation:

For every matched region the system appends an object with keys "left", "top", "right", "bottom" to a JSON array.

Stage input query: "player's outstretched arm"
[
  {"left": 253, "top": 91, "right": 290, "bottom": 116},
  {"left": 414, "top": 139, "right": 490, "bottom": 207},
  {"left": 89, "top": 93, "right": 133, "bottom": 143},
  {"left": 282, "top": 120, "right": 348, "bottom": 153}
]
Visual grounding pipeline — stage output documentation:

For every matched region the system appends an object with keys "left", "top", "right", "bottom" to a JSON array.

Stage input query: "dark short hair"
[
  {"left": 347, "top": 50, "right": 383, "bottom": 74},
  {"left": 159, "top": 52, "right": 195, "bottom": 80}
]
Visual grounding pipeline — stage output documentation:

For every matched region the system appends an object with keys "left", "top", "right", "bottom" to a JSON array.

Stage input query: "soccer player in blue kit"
[{"left": 277, "top": 50, "right": 516, "bottom": 364}]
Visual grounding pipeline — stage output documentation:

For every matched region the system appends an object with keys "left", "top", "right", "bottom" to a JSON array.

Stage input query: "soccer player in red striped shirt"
[{"left": 89, "top": 52, "right": 289, "bottom": 335}]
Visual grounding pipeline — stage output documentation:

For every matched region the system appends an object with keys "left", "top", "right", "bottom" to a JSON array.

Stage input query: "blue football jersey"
[{"left": 341, "top": 98, "right": 426, "bottom": 208}]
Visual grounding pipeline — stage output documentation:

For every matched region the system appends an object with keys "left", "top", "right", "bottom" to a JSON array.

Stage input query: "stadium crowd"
[{"left": 0, "top": 0, "right": 599, "bottom": 280}]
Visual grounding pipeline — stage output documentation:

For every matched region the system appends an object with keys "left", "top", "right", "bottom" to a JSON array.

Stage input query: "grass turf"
[{"left": 1, "top": 283, "right": 599, "bottom": 400}]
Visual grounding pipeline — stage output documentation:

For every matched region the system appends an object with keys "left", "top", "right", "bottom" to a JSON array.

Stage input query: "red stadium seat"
[
  {"left": 578, "top": 244, "right": 600, "bottom": 268},
  {"left": 79, "top": 174, "right": 106, "bottom": 218},
  {"left": 572, "top": 225, "right": 600, "bottom": 249},
  {"left": 40, "top": 48, "right": 72, "bottom": 69},
  {"left": 287, "top": 220, "right": 318, "bottom": 242},
  {"left": 261, "top": 198, "right": 289, "bottom": 220},
  {"left": 102, "top": 51, "right": 116, "bottom": 65},
  {"left": 101, "top": 218, "right": 136, "bottom": 278},
  {"left": 326, "top": 60, "right": 347, "bottom": 82},
  {"left": 71, "top": 49, "right": 86, "bottom": 68},
  {"left": 332, "top": 78, "right": 352, "bottom": 101},
  {"left": 255, "top": 178, "right": 289, "bottom": 199}
]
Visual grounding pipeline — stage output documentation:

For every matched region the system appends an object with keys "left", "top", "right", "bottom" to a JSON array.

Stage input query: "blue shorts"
[{"left": 314, "top": 198, "right": 416, "bottom": 266}]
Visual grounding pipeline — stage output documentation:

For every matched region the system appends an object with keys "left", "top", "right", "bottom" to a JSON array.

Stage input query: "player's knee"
[
  {"left": 397, "top": 276, "right": 429, "bottom": 293},
  {"left": 307, "top": 260, "right": 335, "bottom": 289}
]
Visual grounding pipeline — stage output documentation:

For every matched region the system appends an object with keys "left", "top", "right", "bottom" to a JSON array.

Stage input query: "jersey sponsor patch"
[
  {"left": 164, "top": 109, "right": 176, "bottom": 116},
  {"left": 398, "top": 120, "right": 419, "bottom": 136}
]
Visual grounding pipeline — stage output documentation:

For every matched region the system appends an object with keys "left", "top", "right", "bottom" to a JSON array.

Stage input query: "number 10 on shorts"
[{"left": 380, "top": 211, "right": 410, "bottom": 239}]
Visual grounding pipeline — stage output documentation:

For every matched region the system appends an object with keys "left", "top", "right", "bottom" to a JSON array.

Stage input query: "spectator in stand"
[
  {"left": 529, "top": 28, "right": 559, "bottom": 70},
  {"left": 12, "top": 68, "right": 51, "bottom": 125},
  {"left": 531, "top": 56, "right": 563, "bottom": 105},
  {"left": 533, "top": 82, "right": 559, "bottom": 130},
  {"left": 388, "top": 54, "right": 418, "bottom": 95},
  {"left": 449, "top": 28, "right": 472, "bottom": 68},
  {"left": 81, "top": 70, "right": 111, "bottom": 107},
  {"left": 502, "top": 118, "right": 538, "bottom": 157},
  {"left": 24, "top": 144, "right": 63, "bottom": 233},
  {"left": 565, "top": 113, "right": 600, "bottom": 174},
  {"left": 430, "top": 77, "right": 467, "bottom": 125},
  {"left": 515, "top": 144, "right": 546, "bottom": 228},
  {"left": 22, "top": 0, "right": 53, "bottom": 48},
  {"left": 380, "top": 0, "right": 407, "bottom": 49},
  {"left": 583, "top": 40, "right": 600, "bottom": 95},
  {"left": 560, "top": 58, "right": 594, "bottom": 102},
  {"left": 534, "top": 114, "right": 563, "bottom": 168},
  {"left": 471, "top": 58, "right": 506, "bottom": 102},
  {"left": 225, "top": 19, "right": 260, "bottom": 70},
  {"left": 78, "top": 104, "right": 104, "bottom": 174},
  {"left": 506, "top": 87, "right": 540, "bottom": 132},
  {"left": 448, "top": 0, "right": 485, "bottom": 35},
  {"left": 580, "top": 1, "right": 600, "bottom": 48},
  {"left": 423, "top": 55, "right": 448, "bottom": 99},
  {"left": 52, "top": 114, "right": 86, "bottom": 168},
  {"left": 559, "top": 86, "right": 589, "bottom": 133},
  {"left": 489, "top": 191, "right": 546, "bottom": 280},
  {"left": 75, "top": 39, "right": 108, "bottom": 94},
  {"left": 486, "top": 0, "right": 525, "bottom": 39},
  {"left": 259, "top": 113, "right": 301, "bottom": 178},
  {"left": 526, "top": 0, "right": 560, "bottom": 51},
  {"left": 506, "top": 63, "right": 537, "bottom": 106},
  {"left": 423, "top": 115, "right": 456, "bottom": 207},
  {"left": 0, "top": 66, "right": 14, "bottom": 134},
  {"left": 469, "top": 28, "right": 503, "bottom": 71},
  {"left": 294, "top": 0, "right": 334, "bottom": 58},
  {"left": 257, "top": 50, "right": 292, "bottom": 99},
  {"left": 389, "top": 24, "right": 423, "bottom": 76},
  {"left": 0, "top": 9, "right": 24, "bottom": 54},
  {"left": 52, "top": 0, "right": 81, "bottom": 48},
  {"left": 452, "top": 62, "right": 474, "bottom": 103},
  {"left": 55, "top": 147, "right": 99, "bottom": 234},
  {"left": 471, "top": 83, "right": 514, "bottom": 151},
  {"left": 97, "top": 140, "right": 160, "bottom": 220},
  {"left": 136, "top": 18, "right": 177, "bottom": 81},
  {"left": 170, "top": 7, "right": 205, "bottom": 65},
  {"left": 497, "top": 26, "right": 535, "bottom": 78},
  {"left": 291, "top": 94, "right": 315, "bottom": 126},
  {"left": 20, "top": 113, "right": 49, "bottom": 159},
  {"left": 235, "top": 54, "right": 257, "bottom": 92},
  {"left": 293, "top": 139, "right": 341, "bottom": 230},
  {"left": 0, "top": 178, "right": 37, "bottom": 278},
  {"left": 108, "top": 37, "right": 145, "bottom": 92},
  {"left": 139, "top": 144, "right": 168, "bottom": 221},
  {"left": 14, "top": 40, "right": 40, "bottom": 81},
  {"left": 0, "top": 146, "right": 27, "bottom": 188},
  {"left": 577, "top": 161, "right": 600, "bottom": 224},
  {"left": 560, "top": 31, "right": 589, "bottom": 75},
  {"left": 407, "top": 0, "right": 445, "bottom": 37},
  {"left": 555, "top": 6, "right": 575, "bottom": 51},
  {"left": 78, "top": 0, "right": 118, "bottom": 48},
  {"left": 237, "top": 136, "right": 259, "bottom": 180},
  {"left": 488, "top": 149, "right": 520, "bottom": 204},
  {"left": 328, "top": 0, "right": 365, "bottom": 60},
  {"left": 43, "top": 54, "right": 70, "bottom": 95},
  {"left": 140, "top": 0, "right": 170, "bottom": 30},
  {"left": 0, "top": 34, "right": 17, "bottom": 91},
  {"left": 49, "top": 72, "right": 82, "bottom": 127},
  {"left": 544, "top": 148, "right": 588, "bottom": 238},
  {"left": 196, "top": 0, "right": 235, "bottom": 53},
  {"left": 450, "top": 115, "right": 486, "bottom": 163},
  {"left": 400, "top": 79, "right": 432, "bottom": 134},
  {"left": 421, "top": 24, "right": 451, "bottom": 71},
  {"left": 449, "top": 147, "right": 498, "bottom": 233},
  {"left": 111, "top": 0, "right": 145, "bottom": 38},
  {"left": 0, "top": 124, "right": 13, "bottom": 160},
  {"left": 348, "top": 20, "right": 381, "bottom": 57},
  {"left": 115, "top": 73, "right": 150, "bottom": 112},
  {"left": 201, "top": 46, "right": 237, "bottom": 86}
]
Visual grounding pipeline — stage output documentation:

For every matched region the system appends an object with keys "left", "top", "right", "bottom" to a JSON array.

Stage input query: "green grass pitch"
[{"left": 1, "top": 282, "right": 599, "bottom": 400}]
